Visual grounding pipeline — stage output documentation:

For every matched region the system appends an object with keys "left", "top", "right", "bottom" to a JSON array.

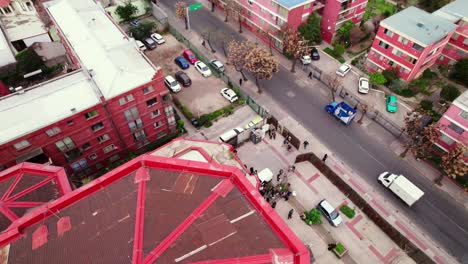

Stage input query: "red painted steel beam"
[
  {"left": 132, "top": 168, "right": 149, "bottom": 264},
  {"left": 1, "top": 174, "right": 23, "bottom": 201},
  {"left": 142, "top": 181, "right": 229, "bottom": 264},
  {"left": 187, "top": 254, "right": 272, "bottom": 264},
  {"left": 0, "top": 206, "right": 19, "bottom": 222},
  {"left": 5, "top": 176, "right": 55, "bottom": 202},
  {"left": 5, "top": 201, "right": 44, "bottom": 208}
]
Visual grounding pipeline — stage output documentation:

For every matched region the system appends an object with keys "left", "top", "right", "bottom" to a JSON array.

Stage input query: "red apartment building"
[
  {"left": 215, "top": 0, "right": 367, "bottom": 49},
  {"left": 433, "top": 0, "right": 468, "bottom": 65},
  {"left": 366, "top": 5, "right": 461, "bottom": 82},
  {"left": 0, "top": 0, "right": 175, "bottom": 177},
  {"left": 320, "top": 0, "right": 368, "bottom": 43}
]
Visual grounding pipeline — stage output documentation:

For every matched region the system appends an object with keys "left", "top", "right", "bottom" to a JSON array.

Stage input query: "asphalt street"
[{"left": 159, "top": 1, "right": 468, "bottom": 261}]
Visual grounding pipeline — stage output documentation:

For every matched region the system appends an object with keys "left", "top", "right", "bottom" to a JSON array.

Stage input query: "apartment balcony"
[
  {"left": 312, "top": 1, "right": 325, "bottom": 11},
  {"left": 15, "top": 148, "right": 52, "bottom": 165}
]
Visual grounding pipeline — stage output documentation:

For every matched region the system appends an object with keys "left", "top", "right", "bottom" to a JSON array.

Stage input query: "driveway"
[{"left": 145, "top": 34, "right": 230, "bottom": 115}]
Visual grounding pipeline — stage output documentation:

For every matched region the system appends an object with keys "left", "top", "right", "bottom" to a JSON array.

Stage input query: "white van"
[{"left": 219, "top": 127, "right": 244, "bottom": 143}]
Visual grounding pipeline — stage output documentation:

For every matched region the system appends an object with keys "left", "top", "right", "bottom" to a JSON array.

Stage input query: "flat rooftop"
[
  {"left": 275, "top": 0, "right": 314, "bottom": 9},
  {"left": 433, "top": 0, "right": 468, "bottom": 23},
  {"left": 453, "top": 90, "right": 468, "bottom": 112},
  {"left": 45, "top": 0, "right": 158, "bottom": 100},
  {"left": 0, "top": 71, "right": 100, "bottom": 144},
  {"left": 0, "top": 14, "right": 47, "bottom": 42},
  {"left": 0, "top": 141, "right": 309, "bottom": 263},
  {"left": 381, "top": 6, "right": 457, "bottom": 46}
]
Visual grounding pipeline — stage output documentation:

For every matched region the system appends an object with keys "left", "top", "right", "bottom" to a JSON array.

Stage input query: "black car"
[
  {"left": 142, "top": 37, "right": 157, "bottom": 50},
  {"left": 175, "top": 71, "right": 192, "bottom": 87},
  {"left": 311, "top": 47, "right": 320, "bottom": 60}
]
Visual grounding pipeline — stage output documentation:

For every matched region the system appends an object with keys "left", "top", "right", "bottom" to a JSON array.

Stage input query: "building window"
[
  {"left": 85, "top": 110, "right": 98, "bottom": 119},
  {"left": 14, "top": 140, "right": 31, "bottom": 150},
  {"left": 391, "top": 48, "right": 402, "bottom": 57},
  {"left": 463, "top": 38, "right": 468, "bottom": 45},
  {"left": 439, "top": 134, "right": 455, "bottom": 145},
  {"left": 26, "top": 1, "right": 34, "bottom": 11},
  {"left": 451, "top": 33, "right": 459, "bottom": 41},
  {"left": 448, "top": 122, "right": 464, "bottom": 135},
  {"left": 89, "top": 153, "right": 97, "bottom": 160},
  {"left": 388, "top": 60, "right": 395, "bottom": 67},
  {"left": 143, "top": 86, "right": 154, "bottom": 94},
  {"left": 405, "top": 56, "right": 416, "bottom": 64},
  {"left": 119, "top": 97, "right": 127, "bottom": 105},
  {"left": 151, "top": 109, "right": 160, "bottom": 118},
  {"left": 397, "top": 36, "right": 408, "bottom": 45},
  {"left": 55, "top": 137, "right": 75, "bottom": 152},
  {"left": 91, "top": 122, "right": 104, "bottom": 132},
  {"left": 260, "top": 7, "right": 266, "bottom": 13},
  {"left": 103, "top": 144, "right": 116, "bottom": 153},
  {"left": 109, "top": 155, "right": 120, "bottom": 162},
  {"left": 1, "top": 6, "right": 12, "bottom": 14},
  {"left": 67, "top": 120, "right": 74, "bottom": 125},
  {"left": 118, "top": 94, "right": 134, "bottom": 105},
  {"left": 19, "top": 2, "right": 27, "bottom": 11},
  {"left": 168, "top": 116, "right": 176, "bottom": 125},
  {"left": 153, "top": 121, "right": 163, "bottom": 128},
  {"left": 128, "top": 119, "right": 143, "bottom": 131},
  {"left": 45, "top": 127, "right": 61, "bottom": 137},
  {"left": 460, "top": 110, "right": 468, "bottom": 120},
  {"left": 124, "top": 107, "right": 140, "bottom": 121},
  {"left": 278, "top": 6, "right": 288, "bottom": 19},
  {"left": 383, "top": 28, "right": 394, "bottom": 37},
  {"left": 133, "top": 130, "right": 147, "bottom": 141},
  {"left": 97, "top": 134, "right": 110, "bottom": 143},
  {"left": 378, "top": 41, "right": 389, "bottom": 49},
  {"left": 164, "top": 106, "right": 174, "bottom": 116},
  {"left": 412, "top": 43, "right": 424, "bottom": 52},
  {"left": 71, "top": 159, "right": 88, "bottom": 172},
  {"left": 146, "top": 98, "right": 157, "bottom": 107},
  {"left": 82, "top": 142, "right": 91, "bottom": 150}
]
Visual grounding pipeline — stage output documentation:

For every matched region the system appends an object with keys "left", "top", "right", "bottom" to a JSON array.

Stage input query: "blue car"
[{"left": 174, "top": 56, "right": 189, "bottom": 69}]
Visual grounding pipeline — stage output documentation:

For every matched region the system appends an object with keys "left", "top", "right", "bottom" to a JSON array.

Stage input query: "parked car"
[
  {"left": 358, "top": 77, "right": 370, "bottom": 94},
  {"left": 164, "top": 75, "right": 181, "bottom": 93},
  {"left": 175, "top": 71, "right": 192, "bottom": 87},
  {"left": 317, "top": 199, "right": 343, "bottom": 227},
  {"left": 386, "top": 95, "right": 398, "bottom": 113},
  {"left": 220, "top": 88, "right": 238, "bottom": 103},
  {"left": 135, "top": 40, "right": 146, "bottom": 51},
  {"left": 210, "top": 59, "right": 225, "bottom": 73},
  {"left": 129, "top": 19, "right": 140, "bottom": 27},
  {"left": 182, "top": 49, "right": 198, "bottom": 64},
  {"left": 174, "top": 56, "right": 190, "bottom": 69},
  {"left": 336, "top": 64, "right": 351, "bottom": 77},
  {"left": 142, "top": 37, "right": 157, "bottom": 50},
  {"left": 195, "top": 61, "right": 212, "bottom": 77},
  {"left": 311, "top": 47, "right": 320, "bottom": 60},
  {"left": 219, "top": 127, "right": 244, "bottom": 143},
  {"left": 150, "top": 33, "right": 165, "bottom": 44},
  {"left": 244, "top": 116, "right": 263, "bottom": 129},
  {"left": 301, "top": 55, "right": 312, "bottom": 65}
]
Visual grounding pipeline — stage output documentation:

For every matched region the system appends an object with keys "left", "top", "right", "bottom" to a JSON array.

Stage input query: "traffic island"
[{"left": 332, "top": 243, "right": 348, "bottom": 258}]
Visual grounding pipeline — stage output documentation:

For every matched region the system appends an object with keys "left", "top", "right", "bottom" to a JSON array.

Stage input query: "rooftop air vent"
[
  {"left": 417, "top": 22, "right": 424, "bottom": 28},
  {"left": 70, "top": 108, "right": 77, "bottom": 113}
]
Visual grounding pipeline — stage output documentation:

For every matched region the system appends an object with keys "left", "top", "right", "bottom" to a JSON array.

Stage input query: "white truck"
[{"left": 378, "top": 172, "right": 424, "bottom": 206}]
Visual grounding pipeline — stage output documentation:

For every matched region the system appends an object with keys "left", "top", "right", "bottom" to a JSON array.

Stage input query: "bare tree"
[
  {"left": 326, "top": 75, "right": 342, "bottom": 101},
  {"left": 400, "top": 110, "right": 440, "bottom": 158},
  {"left": 227, "top": 40, "right": 256, "bottom": 80},
  {"left": 200, "top": 30, "right": 216, "bottom": 53},
  {"left": 357, "top": 103, "right": 368, "bottom": 124},
  {"left": 175, "top": 1, "right": 188, "bottom": 30},
  {"left": 283, "top": 27, "right": 311, "bottom": 73},
  {"left": 244, "top": 47, "right": 279, "bottom": 93},
  {"left": 229, "top": 1, "right": 246, "bottom": 33},
  {"left": 224, "top": 0, "right": 235, "bottom": 22},
  {"left": 257, "top": 28, "right": 277, "bottom": 55},
  {"left": 440, "top": 144, "right": 468, "bottom": 183},
  {"left": 209, "top": 0, "right": 219, "bottom": 12}
]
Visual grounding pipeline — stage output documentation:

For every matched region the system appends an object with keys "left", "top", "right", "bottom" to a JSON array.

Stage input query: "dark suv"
[
  {"left": 175, "top": 71, "right": 192, "bottom": 87},
  {"left": 142, "top": 37, "right": 157, "bottom": 50}
]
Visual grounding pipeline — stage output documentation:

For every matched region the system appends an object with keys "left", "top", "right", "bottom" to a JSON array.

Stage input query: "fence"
[{"left": 151, "top": 3, "right": 168, "bottom": 29}]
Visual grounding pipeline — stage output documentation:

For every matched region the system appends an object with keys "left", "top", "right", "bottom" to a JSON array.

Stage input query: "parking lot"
[{"left": 144, "top": 34, "right": 230, "bottom": 115}]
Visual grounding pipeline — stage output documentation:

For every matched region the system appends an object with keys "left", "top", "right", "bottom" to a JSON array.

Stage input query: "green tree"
[
  {"left": 450, "top": 58, "right": 468, "bottom": 86},
  {"left": 333, "top": 43, "right": 345, "bottom": 56},
  {"left": 336, "top": 21, "right": 354, "bottom": 45},
  {"left": 382, "top": 69, "right": 399, "bottom": 84},
  {"left": 418, "top": 0, "right": 450, "bottom": 12},
  {"left": 298, "top": 13, "right": 322, "bottom": 44},
  {"left": 369, "top": 72, "right": 387, "bottom": 85},
  {"left": 129, "top": 21, "right": 155, "bottom": 40},
  {"left": 16, "top": 48, "right": 44, "bottom": 76},
  {"left": 440, "top": 85, "right": 461, "bottom": 102},
  {"left": 115, "top": 1, "right": 138, "bottom": 22}
]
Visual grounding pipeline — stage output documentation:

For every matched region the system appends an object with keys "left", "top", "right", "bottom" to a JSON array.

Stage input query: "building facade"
[
  {"left": 320, "top": 0, "right": 368, "bottom": 44},
  {"left": 0, "top": 0, "right": 175, "bottom": 177},
  {"left": 365, "top": 7, "right": 457, "bottom": 82},
  {"left": 0, "top": 0, "right": 52, "bottom": 53},
  {"left": 434, "top": 91, "right": 468, "bottom": 154},
  {"left": 433, "top": 0, "right": 468, "bottom": 65}
]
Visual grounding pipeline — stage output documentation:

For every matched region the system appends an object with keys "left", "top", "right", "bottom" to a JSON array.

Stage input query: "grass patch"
[
  {"left": 324, "top": 47, "right": 346, "bottom": 63},
  {"left": 339, "top": 205, "right": 355, "bottom": 219},
  {"left": 364, "top": 0, "right": 396, "bottom": 21},
  {"left": 335, "top": 243, "right": 346, "bottom": 254}
]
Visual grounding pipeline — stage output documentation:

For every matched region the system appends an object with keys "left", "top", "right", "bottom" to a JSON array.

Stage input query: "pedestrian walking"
[
  {"left": 308, "top": 71, "right": 312, "bottom": 79},
  {"left": 303, "top": 140, "right": 309, "bottom": 149},
  {"left": 250, "top": 167, "right": 254, "bottom": 175},
  {"left": 277, "top": 174, "right": 281, "bottom": 182},
  {"left": 283, "top": 138, "right": 288, "bottom": 146},
  {"left": 271, "top": 201, "right": 277, "bottom": 208},
  {"left": 291, "top": 166, "right": 295, "bottom": 172},
  {"left": 287, "top": 144, "right": 292, "bottom": 152},
  {"left": 287, "top": 209, "right": 294, "bottom": 219},
  {"left": 239, "top": 78, "right": 243, "bottom": 86},
  {"left": 254, "top": 170, "right": 258, "bottom": 175},
  {"left": 272, "top": 131, "right": 276, "bottom": 139},
  {"left": 322, "top": 154, "right": 328, "bottom": 162}
]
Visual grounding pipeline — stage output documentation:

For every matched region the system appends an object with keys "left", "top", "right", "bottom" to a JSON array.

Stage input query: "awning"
[{"left": 0, "top": 0, "right": 11, "bottom": 7}]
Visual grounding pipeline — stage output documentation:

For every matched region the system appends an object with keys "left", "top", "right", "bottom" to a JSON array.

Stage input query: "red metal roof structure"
[
  {"left": 0, "top": 140, "right": 309, "bottom": 264},
  {"left": 0, "top": 162, "right": 71, "bottom": 233},
  {"left": 0, "top": 0, "right": 10, "bottom": 8}
]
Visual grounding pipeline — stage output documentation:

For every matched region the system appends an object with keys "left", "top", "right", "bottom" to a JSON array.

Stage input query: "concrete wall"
[{"left": 23, "top": 33, "right": 52, "bottom": 47}]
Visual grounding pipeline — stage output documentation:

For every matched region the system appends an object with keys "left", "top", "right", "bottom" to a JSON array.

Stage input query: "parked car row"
[{"left": 131, "top": 19, "right": 166, "bottom": 51}]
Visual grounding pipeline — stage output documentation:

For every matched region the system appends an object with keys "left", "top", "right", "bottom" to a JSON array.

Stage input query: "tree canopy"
[
  {"left": 298, "top": 13, "right": 322, "bottom": 44},
  {"left": 450, "top": 58, "right": 468, "bottom": 87},
  {"left": 115, "top": 1, "right": 138, "bottom": 22}
]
